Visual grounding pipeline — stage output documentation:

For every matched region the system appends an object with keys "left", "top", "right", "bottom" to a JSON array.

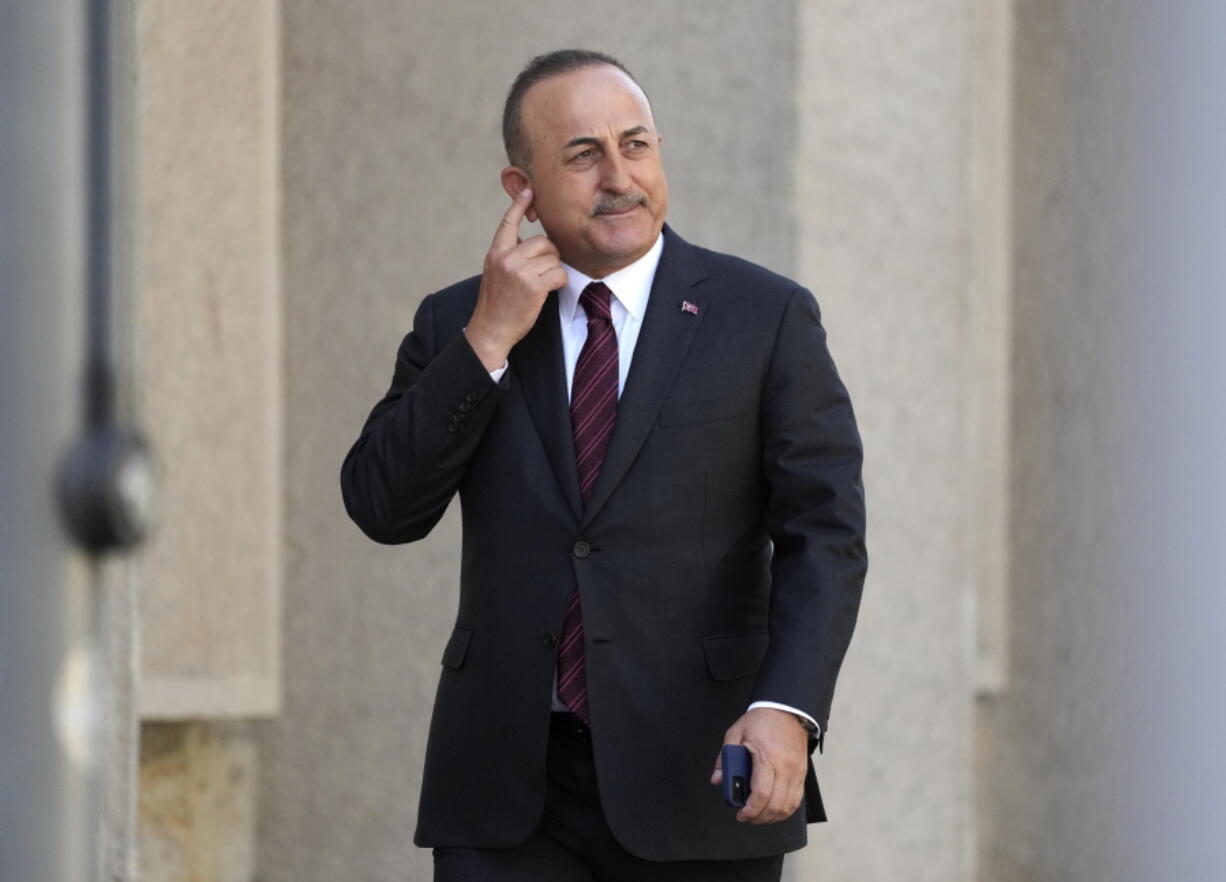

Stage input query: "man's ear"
[{"left": 500, "top": 166, "right": 537, "bottom": 223}]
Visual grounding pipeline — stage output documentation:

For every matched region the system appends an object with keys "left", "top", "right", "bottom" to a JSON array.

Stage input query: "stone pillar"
[
  {"left": 793, "top": 1, "right": 982, "bottom": 879},
  {"left": 130, "top": 0, "right": 281, "bottom": 879},
  {"left": 979, "top": 1, "right": 1226, "bottom": 880},
  {"left": 133, "top": 0, "right": 282, "bottom": 723}
]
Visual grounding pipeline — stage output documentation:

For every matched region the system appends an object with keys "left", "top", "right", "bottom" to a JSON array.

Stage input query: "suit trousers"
[{"left": 433, "top": 713, "right": 785, "bottom": 882}]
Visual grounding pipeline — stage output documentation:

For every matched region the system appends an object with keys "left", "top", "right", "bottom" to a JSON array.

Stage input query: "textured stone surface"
[
  {"left": 133, "top": 0, "right": 281, "bottom": 718},
  {"left": 138, "top": 722, "right": 257, "bottom": 882},
  {"left": 793, "top": 1, "right": 977, "bottom": 880},
  {"left": 258, "top": 4, "right": 799, "bottom": 881}
]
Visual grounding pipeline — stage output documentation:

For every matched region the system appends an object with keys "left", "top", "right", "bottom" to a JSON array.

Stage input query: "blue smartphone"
[{"left": 720, "top": 744, "right": 752, "bottom": 808}]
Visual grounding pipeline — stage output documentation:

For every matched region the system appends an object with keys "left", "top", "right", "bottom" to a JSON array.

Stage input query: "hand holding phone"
[{"left": 720, "top": 744, "right": 752, "bottom": 809}]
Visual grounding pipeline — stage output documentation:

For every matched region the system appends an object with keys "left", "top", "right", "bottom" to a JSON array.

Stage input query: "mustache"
[{"left": 592, "top": 193, "right": 647, "bottom": 215}]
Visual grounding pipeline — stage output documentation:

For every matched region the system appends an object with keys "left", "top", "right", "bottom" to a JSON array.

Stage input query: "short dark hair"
[{"left": 502, "top": 49, "right": 648, "bottom": 169}]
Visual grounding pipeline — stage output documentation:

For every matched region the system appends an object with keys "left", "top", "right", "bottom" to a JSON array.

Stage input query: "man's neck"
[
  {"left": 558, "top": 232, "right": 665, "bottom": 319},
  {"left": 562, "top": 234, "right": 665, "bottom": 280}
]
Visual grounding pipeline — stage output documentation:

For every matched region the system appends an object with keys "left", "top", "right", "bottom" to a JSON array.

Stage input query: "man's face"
[{"left": 511, "top": 65, "right": 669, "bottom": 279}]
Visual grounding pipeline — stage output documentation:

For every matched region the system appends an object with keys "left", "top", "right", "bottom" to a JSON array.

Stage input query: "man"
[{"left": 341, "top": 49, "right": 866, "bottom": 881}]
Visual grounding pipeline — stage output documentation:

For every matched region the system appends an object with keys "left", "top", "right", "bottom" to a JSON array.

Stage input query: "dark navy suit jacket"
[{"left": 341, "top": 226, "right": 867, "bottom": 861}]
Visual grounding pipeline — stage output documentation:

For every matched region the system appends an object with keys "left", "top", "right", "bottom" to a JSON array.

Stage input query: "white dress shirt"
[
  {"left": 489, "top": 233, "right": 819, "bottom": 738},
  {"left": 555, "top": 232, "right": 662, "bottom": 399}
]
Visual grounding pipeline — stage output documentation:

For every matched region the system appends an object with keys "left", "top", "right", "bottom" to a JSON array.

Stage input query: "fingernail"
[{"left": 520, "top": 187, "right": 533, "bottom": 199}]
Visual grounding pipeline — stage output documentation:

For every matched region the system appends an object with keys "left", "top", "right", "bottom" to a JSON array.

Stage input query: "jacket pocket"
[
  {"left": 702, "top": 631, "right": 769, "bottom": 681},
  {"left": 441, "top": 626, "right": 473, "bottom": 670}
]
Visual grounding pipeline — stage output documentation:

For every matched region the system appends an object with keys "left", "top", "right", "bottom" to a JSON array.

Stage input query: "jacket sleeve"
[
  {"left": 340, "top": 292, "right": 508, "bottom": 544},
  {"left": 750, "top": 286, "right": 868, "bottom": 737}
]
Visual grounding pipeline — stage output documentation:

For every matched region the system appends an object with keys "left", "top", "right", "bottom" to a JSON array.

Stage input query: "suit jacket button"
[
  {"left": 543, "top": 632, "right": 557, "bottom": 648},
  {"left": 573, "top": 541, "right": 591, "bottom": 559}
]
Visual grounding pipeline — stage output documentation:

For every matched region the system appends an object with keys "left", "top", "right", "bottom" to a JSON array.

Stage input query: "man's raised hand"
[{"left": 465, "top": 188, "right": 568, "bottom": 371}]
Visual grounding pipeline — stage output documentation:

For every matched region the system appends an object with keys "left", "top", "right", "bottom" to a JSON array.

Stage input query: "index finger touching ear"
[{"left": 492, "top": 187, "right": 533, "bottom": 251}]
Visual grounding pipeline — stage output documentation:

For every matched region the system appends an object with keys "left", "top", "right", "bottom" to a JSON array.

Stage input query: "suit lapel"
[
  {"left": 514, "top": 291, "right": 583, "bottom": 521},
  {"left": 581, "top": 227, "right": 710, "bottom": 528}
]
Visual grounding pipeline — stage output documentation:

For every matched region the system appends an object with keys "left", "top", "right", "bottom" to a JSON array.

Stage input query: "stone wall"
[{"left": 139, "top": 723, "right": 257, "bottom": 882}]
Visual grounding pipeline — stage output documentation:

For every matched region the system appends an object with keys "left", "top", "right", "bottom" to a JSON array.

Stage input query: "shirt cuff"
[{"left": 747, "top": 701, "right": 821, "bottom": 738}]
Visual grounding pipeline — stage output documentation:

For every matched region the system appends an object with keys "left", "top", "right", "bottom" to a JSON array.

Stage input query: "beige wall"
[{"left": 134, "top": 0, "right": 282, "bottom": 722}]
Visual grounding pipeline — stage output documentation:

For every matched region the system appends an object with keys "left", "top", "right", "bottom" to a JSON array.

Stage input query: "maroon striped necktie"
[{"left": 557, "top": 281, "right": 618, "bottom": 724}]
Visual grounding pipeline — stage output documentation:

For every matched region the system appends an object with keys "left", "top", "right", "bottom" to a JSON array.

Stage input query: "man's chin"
[
  {"left": 592, "top": 219, "right": 657, "bottom": 254},
  {"left": 592, "top": 240, "right": 652, "bottom": 270}
]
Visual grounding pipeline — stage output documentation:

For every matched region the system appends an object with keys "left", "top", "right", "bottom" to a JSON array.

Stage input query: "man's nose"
[{"left": 598, "top": 152, "right": 632, "bottom": 192}]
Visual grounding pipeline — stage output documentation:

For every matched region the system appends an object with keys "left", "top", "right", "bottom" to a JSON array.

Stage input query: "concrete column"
[
  {"left": 979, "top": 1, "right": 1226, "bottom": 880},
  {"left": 132, "top": 0, "right": 283, "bottom": 722},
  {"left": 129, "top": 1, "right": 281, "bottom": 879},
  {"left": 793, "top": 2, "right": 979, "bottom": 879}
]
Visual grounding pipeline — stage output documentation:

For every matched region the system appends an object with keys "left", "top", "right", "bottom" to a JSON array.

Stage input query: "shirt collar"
[{"left": 558, "top": 232, "right": 664, "bottom": 323}]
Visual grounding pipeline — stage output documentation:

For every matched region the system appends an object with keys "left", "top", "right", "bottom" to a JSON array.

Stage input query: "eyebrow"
[{"left": 562, "top": 126, "right": 651, "bottom": 152}]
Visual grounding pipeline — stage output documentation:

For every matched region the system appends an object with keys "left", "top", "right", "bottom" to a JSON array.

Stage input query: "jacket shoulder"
[
  {"left": 424, "top": 274, "right": 482, "bottom": 315},
  {"left": 412, "top": 274, "right": 482, "bottom": 340},
  {"left": 685, "top": 242, "right": 808, "bottom": 312}
]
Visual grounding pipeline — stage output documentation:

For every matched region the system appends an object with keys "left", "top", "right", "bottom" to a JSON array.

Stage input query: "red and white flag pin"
[{"left": 680, "top": 300, "right": 700, "bottom": 316}]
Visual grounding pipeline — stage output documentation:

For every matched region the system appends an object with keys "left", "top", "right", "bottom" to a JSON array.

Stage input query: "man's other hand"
[
  {"left": 465, "top": 187, "right": 569, "bottom": 371},
  {"left": 710, "top": 707, "right": 809, "bottom": 824}
]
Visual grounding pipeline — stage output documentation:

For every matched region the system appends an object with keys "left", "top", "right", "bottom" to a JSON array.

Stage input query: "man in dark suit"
[{"left": 341, "top": 49, "right": 866, "bottom": 881}]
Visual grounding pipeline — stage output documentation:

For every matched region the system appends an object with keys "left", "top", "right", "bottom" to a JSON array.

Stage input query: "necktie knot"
[{"left": 579, "top": 281, "right": 613, "bottom": 322}]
